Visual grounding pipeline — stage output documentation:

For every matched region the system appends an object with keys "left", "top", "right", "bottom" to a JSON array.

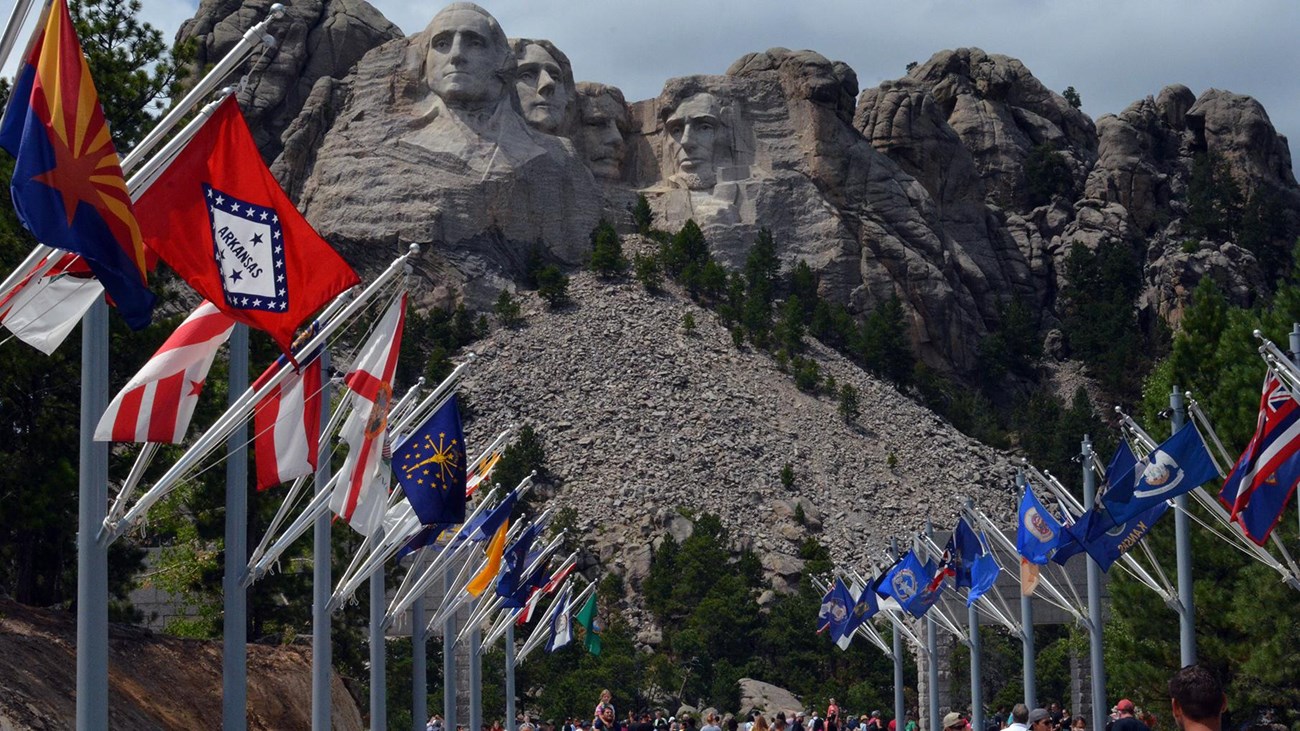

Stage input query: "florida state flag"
[{"left": 133, "top": 97, "right": 359, "bottom": 353}]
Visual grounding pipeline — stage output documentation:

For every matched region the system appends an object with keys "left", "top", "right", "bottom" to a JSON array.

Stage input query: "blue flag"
[
  {"left": 1072, "top": 500, "right": 1169, "bottom": 571},
  {"left": 843, "top": 575, "right": 882, "bottom": 636},
  {"left": 880, "top": 551, "right": 927, "bottom": 607},
  {"left": 966, "top": 553, "right": 999, "bottom": 606},
  {"left": 496, "top": 522, "right": 546, "bottom": 599},
  {"left": 952, "top": 518, "right": 983, "bottom": 588},
  {"left": 1017, "top": 485, "right": 1062, "bottom": 565},
  {"left": 395, "top": 522, "right": 455, "bottom": 560},
  {"left": 393, "top": 395, "right": 467, "bottom": 525},
  {"left": 0, "top": 0, "right": 154, "bottom": 328},
  {"left": 904, "top": 559, "right": 943, "bottom": 618},
  {"left": 817, "top": 577, "right": 855, "bottom": 640},
  {"left": 1104, "top": 425, "right": 1219, "bottom": 523}
]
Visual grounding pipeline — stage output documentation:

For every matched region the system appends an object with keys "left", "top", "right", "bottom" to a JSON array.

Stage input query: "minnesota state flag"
[
  {"left": 393, "top": 395, "right": 467, "bottom": 525},
  {"left": 0, "top": 0, "right": 154, "bottom": 329}
]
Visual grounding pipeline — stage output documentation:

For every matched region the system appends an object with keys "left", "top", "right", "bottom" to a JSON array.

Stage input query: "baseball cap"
[
  {"left": 943, "top": 713, "right": 963, "bottom": 729},
  {"left": 1029, "top": 710, "right": 1052, "bottom": 725},
  {"left": 1113, "top": 701, "right": 1135, "bottom": 714}
]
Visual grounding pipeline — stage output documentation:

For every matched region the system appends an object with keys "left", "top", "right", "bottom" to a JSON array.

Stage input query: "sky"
[{"left": 89, "top": 0, "right": 1300, "bottom": 168}]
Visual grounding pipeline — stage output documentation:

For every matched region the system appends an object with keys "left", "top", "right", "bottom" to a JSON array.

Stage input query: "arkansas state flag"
[
  {"left": 133, "top": 97, "right": 359, "bottom": 354},
  {"left": 95, "top": 301, "right": 235, "bottom": 442},
  {"left": 252, "top": 346, "right": 325, "bottom": 490}
]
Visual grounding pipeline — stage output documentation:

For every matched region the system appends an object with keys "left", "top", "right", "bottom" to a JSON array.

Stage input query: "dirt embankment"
[{"left": 0, "top": 598, "right": 363, "bottom": 730}]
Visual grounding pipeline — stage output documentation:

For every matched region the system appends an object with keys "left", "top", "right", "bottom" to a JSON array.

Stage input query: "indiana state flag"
[
  {"left": 1104, "top": 424, "right": 1218, "bottom": 524},
  {"left": 393, "top": 395, "right": 467, "bottom": 525},
  {"left": 0, "top": 0, "right": 154, "bottom": 329}
]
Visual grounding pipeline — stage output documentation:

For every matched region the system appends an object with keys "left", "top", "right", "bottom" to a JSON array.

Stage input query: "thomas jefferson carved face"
[
  {"left": 577, "top": 87, "right": 628, "bottom": 180},
  {"left": 425, "top": 5, "right": 510, "bottom": 108},
  {"left": 515, "top": 43, "right": 570, "bottom": 133},
  {"left": 664, "top": 93, "right": 723, "bottom": 189}
]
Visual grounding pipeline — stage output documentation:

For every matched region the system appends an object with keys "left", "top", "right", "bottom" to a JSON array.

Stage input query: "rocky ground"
[
  {"left": 0, "top": 597, "right": 363, "bottom": 730},
  {"left": 454, "top": 248, "right": 1018, "bottom": 637}
]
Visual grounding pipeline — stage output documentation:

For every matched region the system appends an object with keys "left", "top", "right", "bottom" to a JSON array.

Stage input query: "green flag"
[{"left": 575, "top": 593, "right": 601, "bottom": 655}]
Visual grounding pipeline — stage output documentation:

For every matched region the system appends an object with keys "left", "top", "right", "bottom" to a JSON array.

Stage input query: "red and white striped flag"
[
  {"left": 95, "top": 301, "right": 235, "bottom": 443},
  {"left": 517, "top": 562, "right": 576, "bottom": 625},
  {"left": 252, "top": 350, "right": 325, "bottom": 490},
  {"left": 0, "top": 253, "right": 102, "bottom": 355},
  {"left": 329, "top": 294, "right": 406, "bottom": 535},
  {"left": 466, "top": 451, "right": 501, "bottom": 496}
]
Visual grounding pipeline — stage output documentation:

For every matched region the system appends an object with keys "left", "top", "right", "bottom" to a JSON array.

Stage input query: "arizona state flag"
[
  {"left": 0, "top": 0, "right": 154, "bottom": 329},
  {"left": 133, "top": 97, "right": 358, "bottom": 353}
]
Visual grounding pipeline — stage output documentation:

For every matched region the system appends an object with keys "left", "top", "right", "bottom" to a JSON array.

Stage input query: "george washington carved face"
[{"left": 424, "top": 3, "right": 512, "bottom": 109}]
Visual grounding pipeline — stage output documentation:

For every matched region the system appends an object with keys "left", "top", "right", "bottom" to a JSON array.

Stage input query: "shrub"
[
  {"left": 493, "top": 289, "right": 523, "bottom": 328},
  {"left": 633, "top": 252, "right": 662, "bottom": 292},
  {"left": 780, "top": 463, "right": 795, "bottom": 490},
  {"left": 838, "top": 384, "right": 860, "bottom": 422},
  {"left": 589, "top": 219, "right": 628, "bottom": 278},
  {"left": 535, "top": 265, "right": 570, "bottom": 308}
]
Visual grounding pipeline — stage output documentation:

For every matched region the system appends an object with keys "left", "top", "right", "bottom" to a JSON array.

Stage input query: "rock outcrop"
[
  {"left": 174, "top": 0, "right": 1300, "bottom": 379},
  {"left": 178, "top": 0, "right": 402, "bottom": 160},
  {"left": 458, "top": 246, "right": 1017, "bottom": 600}
]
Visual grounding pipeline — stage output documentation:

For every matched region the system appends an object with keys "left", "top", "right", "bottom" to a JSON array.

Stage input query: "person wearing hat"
[
  {"left": 1110, "top": 700, "right": 1149, "bottom": 731},
  {"left": 1029, "top": 709, "right": 1054, "bottom": 731},
  {"left": 944, "top": 714, "right": 967, "bottom": 731}
]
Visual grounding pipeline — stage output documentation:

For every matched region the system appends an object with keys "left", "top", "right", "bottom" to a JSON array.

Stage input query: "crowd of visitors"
[{"left": 427, "top": 666, "right": 1231, "bottom": 731}]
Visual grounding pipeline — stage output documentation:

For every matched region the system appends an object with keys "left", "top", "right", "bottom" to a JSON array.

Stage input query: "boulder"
[{"left": 738, "top": 678, "right": 804, "bottom": 717}]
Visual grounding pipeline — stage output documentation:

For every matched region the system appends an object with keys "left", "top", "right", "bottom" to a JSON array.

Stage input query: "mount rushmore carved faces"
[
  {"left": 422, "top": 3, "right": 512, "bottom": 110},
  {"left": 663, "top": 92, "right": 724, "bottom": 190},
  {"left": 575, "top": 82, "right": 629, "bottom": 180},
  {"left": 512, "top": 39, "right": 575, "bottom": 134}
]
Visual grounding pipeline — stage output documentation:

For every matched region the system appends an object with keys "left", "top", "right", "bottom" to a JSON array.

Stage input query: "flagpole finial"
[
  {"left": 1253, "top": 329, "right": 1265, "bottom": 340},
  {"left": 408, "top": 243, "right": 421, "bottom": 256},
  {"left": 269, "top": 3, "right": 286, "bottom": 18}
]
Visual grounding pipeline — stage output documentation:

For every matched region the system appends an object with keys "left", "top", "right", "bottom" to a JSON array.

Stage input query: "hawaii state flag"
[
  {"left": 0, "top": 0, "right": 154, "bottom": 329},
  {"left": 94, "top": 301, "right": 234, "bottom": 442},
  {"left": 133, "top": 97, "right": 358, "bottom": 354},
  {"left": 1220, "top": 371, "right": 1300, "bottom": 544}
]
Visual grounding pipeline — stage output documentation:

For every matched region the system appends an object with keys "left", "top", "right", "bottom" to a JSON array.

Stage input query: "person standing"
[
  {"left": 1168, "top": 665, "right": 1226, "bottom": 731},
  {"left": 1004, "top": 705, "right": 1031, "bottom": 731},
  {"left": 703, "top": 713, "right": 723, "bottom": 731},
  {"left": 1109, "top": 701, "right": 1149, "bottom": 731}
]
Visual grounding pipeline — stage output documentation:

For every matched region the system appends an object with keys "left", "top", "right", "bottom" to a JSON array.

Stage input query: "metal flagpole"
[
  {"left": 413, "top": 575, "right": 427, "bottom": 731},
  {"left": 1017, "top": 468, "right": 1036, "bottom": 709},
  {"left": 312, "top": 353, "right": 332, "bottom": 731},
  {"left": 505, "top": 621, "right": 517, "bottom": 731},
  {"left": 444, "top": 563, "right": 458, "bottom": 731},
  {"left": 371, "top": 526, "right": 387, "bottom": 731},
  {"left": 223, "top": 323, "right": 250, "bottom": 731},
  {"left": 1081, "top": 436, "right": 1106, "bottom": 731},
  {"left": 968, "top": 602, "right": 982, "bottom": 731},
  {"left": 1170, "top": 386, "right": 1197, "bottom": 665},
  {"left": 469, "top": 621, "right": 483, "bottom": 731},
  {"left": 1291, "top": 324, "right": 1300, "bottom": 541},
  {"left": 924, "top": 524, "right": 940, "bottom": 731},
  {"left": 76, "top": 298, "right": 109, "bottom": 731},
  {"left": 890, "top": 537, "right": 907, "bottom": 731}
]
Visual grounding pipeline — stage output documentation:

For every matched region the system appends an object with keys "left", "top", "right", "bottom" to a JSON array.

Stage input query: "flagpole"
[
  {"left": 371, "top": 525, "right": 387, "bottom": 731},
  {"left": 923, "top": 524, "right": 939, "bottom": 731},
  {"left": 444, "top": 562, "right": 459, "bottom": 731},
  {"left": 313, "top": 350, "right": 333, "bottom": 731},
  {"left": 413, "top": 571, "right": 427, "bottom": 731},
  {"left": 469, "top": 616, "right": 483, "bottom": 731},
  {"left": 968, "top": 600, "right": 982, "bottom": 731},
  {"left": 223, "top": 322, "right": 250, "bottom": 731},
  {"left": 76, "top": 297, "right": 109, "bottom": 731},
  {"left": 1081, "top": 436, "right": 1106, "bottom": 731},
  {"left": 890, "top": 538, "right": 907, "bottom": 731},
  {"left": 1016, "top": 467, "right": 1037, "bottom": 710},
  {"left": 0, "top": 0, "right": 38, "bottom": 73},
  {"left": 505, "top": 619, "right": 517, "bottom": 731},
  {"left": 1170, "top": 386, "right": 1196, "bottom": 665},
  {"left": 1290, "top": 324, "right": 1300, "bottom": 543}
]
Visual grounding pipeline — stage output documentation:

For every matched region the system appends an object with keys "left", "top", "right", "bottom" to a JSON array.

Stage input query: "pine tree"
[{"left": 588, "top": 219, "right": 628, "bottom": 278}]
